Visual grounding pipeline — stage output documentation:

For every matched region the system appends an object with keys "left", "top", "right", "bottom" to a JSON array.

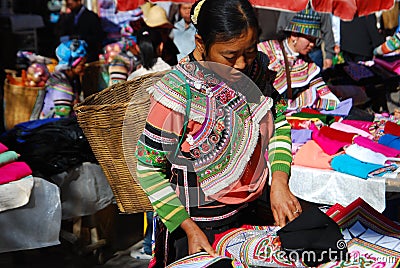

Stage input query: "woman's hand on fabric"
[
  {"left": 181, "top": 218, "right": 217, "bottom": 256},
  {"left": 270, "top": 171, "right": 302, "bottom": 227}
]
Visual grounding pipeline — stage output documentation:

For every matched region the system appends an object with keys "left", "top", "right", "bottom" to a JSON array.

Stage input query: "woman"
[
  {"left": 258, "top": 8, "right": 340, "bottom": 112},
  {"left": 135, "top": 0, "right": 300, "bottom": 265},
  {"left": 128, "top": 27, "right": 171, "bottom": 80},
  {"left": 40, "top": 39, "right": 87, "bottom": 118}
]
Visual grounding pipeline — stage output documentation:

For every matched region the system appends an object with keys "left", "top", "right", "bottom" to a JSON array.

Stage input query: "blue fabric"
[
  {"left": 331, "top": 154, "right": 386, "bottom": 179},
  {"left": 379, "top": 134, "right": 400, "bottom": 150},
  {"left": 309, "top": 48, "right": 323, "bottom": 70},
  {"left": 320, "top": 98, "right": 353, "bottom": 116},
  {"left": 56, "top": 39, "right": 87, "bottom": 70},
  {"left": 291, "top": 129, "right": 313, "bottom": 144}
]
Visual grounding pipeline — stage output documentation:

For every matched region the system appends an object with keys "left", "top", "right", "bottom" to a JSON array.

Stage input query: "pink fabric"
[
  {"left": 341, "top": 119, "right": 374, "bottom": 133},
  {"left": 330, "top": 122, "right": 374, "bottom": 139},
  {"left": 311, "top": 125, "right": 351, "bottom": 155},
  {"left": 0, "top": 162, "right": 32, "bottom": 185},
  {"left": 354, "top": 136, "right": 400, "bottom": 157},
  {"left": 384, "top": 121, "right": 400, "bottom": 137},
  {"left": 293, "top": 140, "right": 340, "bottom": 169},
  {"left": 0, "top": 143, "right": 8, "bottom": 154},
  {"left": 374, "top": 57, "right": 400, "bottom": 75}
]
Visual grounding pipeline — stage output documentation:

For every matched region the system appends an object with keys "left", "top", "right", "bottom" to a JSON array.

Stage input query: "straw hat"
[{"left": 144, "top": 5, "right": 173, "bottom": 28}]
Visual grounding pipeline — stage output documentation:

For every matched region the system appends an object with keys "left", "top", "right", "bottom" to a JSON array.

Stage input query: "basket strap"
[{"left": 170, "top": 70, "right": 192, "bottom": 158}]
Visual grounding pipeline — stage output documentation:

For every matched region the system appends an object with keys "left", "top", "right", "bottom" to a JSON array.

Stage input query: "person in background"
[
  {"left": 98, "top": 0, "right": 143, "bottom": 45},
  {"left": 106, "top": 24, "right": 141, "bottom": 85},
  {"left": 135, "top": 0, "right": 301, "bottom": 265},
  {"left": 143, "top": 4, "right": 180, "bottom": 66},
  {"left": 128, "top": 27, "right": 171, "bottom": 80},
  {"left": 276, "top": 8, "right": 336, "bottom": 70},
  {"left": 56, "top": 0, "right": 105, "bottom": 62},
  {"left": 340, "top": 14, "right": 385, "bottom": 62},
  {"left": 258, "top": 8, "right": 340, "bottom": 111},
  {"left": 170, "top": 4, "right": 196, "bottom": 61},
  {"left": 40, "top": 40, "right": 87, "bottom": 119}
]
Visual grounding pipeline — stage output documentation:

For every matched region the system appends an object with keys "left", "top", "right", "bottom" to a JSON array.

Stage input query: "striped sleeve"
[
  {"left": 268, "top": 113, "right": 292, "bottom": 175},
  {"left": 135, "top": 100, "right": 189, "bottom": 232}
]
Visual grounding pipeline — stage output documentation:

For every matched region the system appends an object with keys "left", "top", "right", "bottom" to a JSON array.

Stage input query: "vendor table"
[{"left": 289, "top": 165, "right": 400, "bottom": 214}]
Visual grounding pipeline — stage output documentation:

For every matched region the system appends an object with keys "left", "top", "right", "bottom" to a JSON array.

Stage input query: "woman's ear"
[
  {"left": 158, "top": 42, "right": 164, "bottom": 54},
  {"left": 195, "top": 34, "right": 205, "bottom": 54},
  {"left": 194, "top": 34, "right": 206, "bottom": 60}
]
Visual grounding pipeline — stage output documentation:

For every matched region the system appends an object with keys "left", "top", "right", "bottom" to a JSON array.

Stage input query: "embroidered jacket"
[{"left": 136, "top": 53, "right": 291, "bottom": 232}]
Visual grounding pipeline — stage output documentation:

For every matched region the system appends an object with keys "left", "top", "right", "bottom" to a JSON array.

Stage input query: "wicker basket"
[
  {"left": 3, "top": 78, "right": 45, "bottom": 130},
  {"left": 74, "top": 71, "right": 167, "bottom": 213}
]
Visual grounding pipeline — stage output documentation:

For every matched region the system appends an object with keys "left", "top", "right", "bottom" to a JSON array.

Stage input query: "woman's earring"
[{"left": 293, "top": 39, "right": 297, "bottom": 46}]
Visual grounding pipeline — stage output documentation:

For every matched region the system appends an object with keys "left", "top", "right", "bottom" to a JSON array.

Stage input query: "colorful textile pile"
[
  {"left": 213, "top": 225, "right": 301, "bottom": 267},
  {"left": 321, "top": 198, "right": 400, "bottom": 267},
  {"left": 0, "top": 142, "right": 34, "bottom": 212},
  {"left": 290, "top": 107, "right": 400, "bottom": 179},
  {"left": 166, "top": 252, "right": 244, "bottom": 268}
]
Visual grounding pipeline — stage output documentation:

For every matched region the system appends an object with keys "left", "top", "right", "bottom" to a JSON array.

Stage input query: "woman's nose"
[{"left": 234, "top": 55, "right": 246, "bottom": 71}]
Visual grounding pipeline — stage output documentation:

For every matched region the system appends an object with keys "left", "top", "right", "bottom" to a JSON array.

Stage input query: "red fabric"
[
  {"left": 300, "top": 108, "right": 321, "bottom": 115},
  {"left": 288, "top": 119, "right": 312, "bottom": 129},
  {"left": 311, "top": 126, "right": 351, "bottom": 155},
  {"left": 0, "top": 162, "right": 32, "bottom": 185},
  {"left": 319, "top": 126, "right": 356, "bottom": 143},
  {"left": 0, "top": 143, "right": 8, "bottom": 154},
  {"left": 148, "top": 0, "right": 394, "bottom": 21},
  {"left": 116, "top": 0, "right": 145, "bottom": 11},
  {"left": 384, "top": 121, "right": 400, "bottom": 137}
]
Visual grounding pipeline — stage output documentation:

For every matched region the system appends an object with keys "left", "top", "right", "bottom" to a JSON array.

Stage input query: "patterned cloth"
[
  {"left": 166, "top": 252, "right": 244, "bottom": 268},
  {"left": 258, "top": 39, "right": 340, "bottom": 111},
  {"left": 374, "top": 32, "right": 400, "bottom": 56}
]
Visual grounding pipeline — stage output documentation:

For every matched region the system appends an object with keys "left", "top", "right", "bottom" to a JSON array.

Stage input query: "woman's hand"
[
  {"left": 180, "top": 218, "right": 217, "bottom": 256},
  {"left": 270, "top": 171, "right": 302, "bottom": 227}
]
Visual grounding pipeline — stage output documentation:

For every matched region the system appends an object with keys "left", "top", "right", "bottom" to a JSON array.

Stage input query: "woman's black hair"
[
  {"left": 137, "top": 27, "right": 163, "bottom": 70},
  {"left": 190, "top": 0, "right": 259, "bottom": 52}
]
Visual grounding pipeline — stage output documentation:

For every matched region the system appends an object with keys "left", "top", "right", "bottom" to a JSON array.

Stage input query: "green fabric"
[
  {"left": 291, "top": 112, "right": 336, "bottom": 125},
  {"left": 0, "top": 151, "right": 18, "bottom": 167}
]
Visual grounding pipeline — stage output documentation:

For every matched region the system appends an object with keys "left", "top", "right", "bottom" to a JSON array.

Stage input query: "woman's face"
[
  {"left": 291, "top": 34, "right": 317, "bottom": 55},
  {"left": 203, "top": 28, "right": 258, "bottom": 81},
  {"left": 72, "top": 58, "right": 86, "bottom": 76}
]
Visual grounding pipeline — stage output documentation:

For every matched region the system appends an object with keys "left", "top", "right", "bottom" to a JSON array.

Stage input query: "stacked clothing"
[
  {"left": 0, "top": 142, "right": 34, "bottom": 212},
  {"left": 290, "top": 105, "right": 400, "bottom": 180}
]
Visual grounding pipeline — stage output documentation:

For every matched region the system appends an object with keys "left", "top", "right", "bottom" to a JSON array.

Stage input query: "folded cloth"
[
  {"left": 354, "top": 136, "right": 400, "bottom": 157},
  {"left": 341, "top": 119, "right": 373, "bottom": 133},
  {"left": 319, "top": 126, "right": 356, "bottom": 143},
  {"left": 0, "top": 162, "right": 32, "bottom": 184},
  {"left": 320, "top": 98, "right": 353, "bottom": 116},
  {"left": 330, "top": 154, "right": 390, "bottom": 179},
  {"left": 379, "top": 134, "right": 400, "bottom": 150},
  {"left": 288, "top": 119, "right": 313, "bottom": 129},
  {"left": 384, "top": 121, "right": 400, "bottom": 137},
  {"left": 330, "top": 122, "right": 374, "bottom": 139},
  {"left": 293, "top": 140, "right": 338, "bottom": 169},
  {"left": 277, "top": 206, "right": 347, "bottom": 267},
  {"left": 344, "top": 144, "right": 395, "bottom": 165},
  {"left": 291, "top": 129, "right": 313, "bottom": 144},
  {"left": 0, "top": 151, "right": 19, "bottom": 167},
  {"left": 0, "top": 143, "right": 8, "bottom": 154},
  {"left": 312, "top": 125, "right": 351, "bottom": 155},
  {"left": 0, "top": 175, "right": 34, "bottom": 212}
]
